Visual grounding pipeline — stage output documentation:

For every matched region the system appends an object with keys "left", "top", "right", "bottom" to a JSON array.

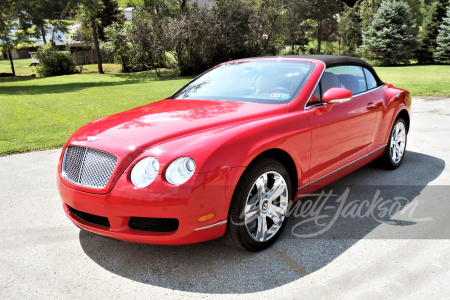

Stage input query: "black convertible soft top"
[
  {"left": 242, "top": 54, "right": 384, "bottom": 86},
  {"left": 284, "top": 55, "right": 384, "bottom": 86}
]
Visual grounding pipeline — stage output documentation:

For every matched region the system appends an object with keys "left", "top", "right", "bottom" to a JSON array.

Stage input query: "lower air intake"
[
  {"left": 68, "top": 206, "right": 111, "bottom": 228},
  {"left": 129, "top": 217, "right": 179, "bottom": 233}
]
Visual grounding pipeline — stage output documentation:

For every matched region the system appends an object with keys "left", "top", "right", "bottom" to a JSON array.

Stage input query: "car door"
[{"left": 305, "top": 65, "right": 378, "bottom": 182}]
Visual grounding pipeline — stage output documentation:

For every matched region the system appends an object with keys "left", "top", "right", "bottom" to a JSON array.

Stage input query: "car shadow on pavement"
[{"left": 79, "top": 151, "right": 445, "bottom": 294}]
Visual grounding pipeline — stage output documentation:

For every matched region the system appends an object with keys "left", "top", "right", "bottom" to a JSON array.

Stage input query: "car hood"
[{"left": 68, "top": 99, "right": 287, "bottom": 151}]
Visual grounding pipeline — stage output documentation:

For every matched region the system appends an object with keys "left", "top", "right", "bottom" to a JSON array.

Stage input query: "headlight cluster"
[
  {"left": 131, "top": 156, "right": 195, "bottom": 188},
  {"left": 130, "top": 157, "right": 159, "bottom": 188},
  {"left": 165, "top": 157, "right": 196, "bottom": 185}
]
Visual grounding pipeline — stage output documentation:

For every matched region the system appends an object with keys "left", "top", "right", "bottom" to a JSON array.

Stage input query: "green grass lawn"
[
  {"left": 375, "top": 65, "right": 450, "bottom": 97},
  {"left": 0, "top": 58, "right": 36, "bottom": 76},
  {"left": 0, "top": 63, "right": 449, "bottom": 156},
  {"left": 0, "top": 58, "right": 124, "bottom": 76},
  {"left": 0, "top": 70, "right": 191, "bottom": 156}
]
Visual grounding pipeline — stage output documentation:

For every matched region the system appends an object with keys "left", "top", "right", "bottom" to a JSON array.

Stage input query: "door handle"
[{"left": 367, "top": 102, "right": 376, "bottom": 110}]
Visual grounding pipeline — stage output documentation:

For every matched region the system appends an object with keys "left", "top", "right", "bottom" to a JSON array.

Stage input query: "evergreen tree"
[
  {"left": 358, "top": 0, "right": 420, "bottom": 65},
  {"left": 418, "top": 0, "right": 449, "bottom": 64},
  {"left": 359, "top": 0, "right": 382, "bottom": 33},
  {"left": 434, "top": 6, "right": 450, "bottom": 63},
  {"left": 97, "top": 0, "right": 124, "bottom": 41},
  {"left": 340, "top": 1, "right": 362, "bottom": 56}
]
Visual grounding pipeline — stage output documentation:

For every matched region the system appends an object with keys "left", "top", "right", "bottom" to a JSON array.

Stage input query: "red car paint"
[{"left": 57, "top": 57, "right": 411, "bottom": 245}]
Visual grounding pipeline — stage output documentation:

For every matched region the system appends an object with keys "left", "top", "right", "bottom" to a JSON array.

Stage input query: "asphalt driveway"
[{"left": 1, "top": 98, "right": 449, "bottom": 299}]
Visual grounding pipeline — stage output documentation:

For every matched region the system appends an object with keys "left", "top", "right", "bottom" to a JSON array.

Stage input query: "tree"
[
  {"left": 102, "top": 22, "right": 131, "bottom": 72},
  {"left": 306, "top": 0, "right": 340, "bottom": 54},
  {"left": 63, "top": 0, "right": 105, "bottom": 73},
  {"left": 97, "top": 0, "right": 124, "bottom": 41},
  {"left": 358, "top": 0, "right": 420, "bottom": 65},
  {"left": 339, "top": 1, "right": 362, "bottom": 56},
  {"left": 0, "top": 2, "right": 35, "bottom": 76},
  {"left": 18, "top": 0, "right": 55, "bottom": 44},
  {"left": 434, "top": 6, "right": 450, "bottom": 63},
  {"left": 419, "top": 0, "right": 449, "bottom": 64},
  {"left": 283, "top": 0, "right": 310, "bottom": 53},
  {"left": 128, "top": 8, "right": 169, "bottom": 75},
  {"left": 359, "top": 0, "right": 382, "bottom": 33}
]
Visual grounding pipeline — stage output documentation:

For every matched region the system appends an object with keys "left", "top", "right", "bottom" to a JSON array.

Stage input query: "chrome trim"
[
  {"left": 303, "top": 62, "right": 326, "bottom": 110},
  {"left": 329, "top": 97, "right": 352, "bottom": 103},
  {"left": 78, "top": 147, "right": 88, "bottom": 182},
  {"left": 304, "top": 80, "right": 385, "bottom": 110},
  {"left": 352, "top": 85, "right": 385, "bottom": 98},
  {"left": 298, "top": 144, "right": 387, "bottom": 190},
  {"left": 194, "top": 220, "right": 227, "bottom": 231},
  {"left": 61, "top": 146, "right": 117, "bottom": 190}
]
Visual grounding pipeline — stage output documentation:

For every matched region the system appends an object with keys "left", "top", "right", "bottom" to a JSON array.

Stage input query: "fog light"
[{"left": 198, "top": 214, "right": 215, "bottom": 222}]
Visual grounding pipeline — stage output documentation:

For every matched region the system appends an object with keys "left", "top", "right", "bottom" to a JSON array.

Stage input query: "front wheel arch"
[{"left": 246, "top": 148, "right": 298, "bottom": 195}]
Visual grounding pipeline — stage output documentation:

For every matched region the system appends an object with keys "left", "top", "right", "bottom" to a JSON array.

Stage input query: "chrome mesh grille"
[{"left": 63, "top": 146, "right": 117, "bottom": 189}]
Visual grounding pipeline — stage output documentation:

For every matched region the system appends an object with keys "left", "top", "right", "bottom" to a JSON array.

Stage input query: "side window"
[
  {"left": 310, "top": 84, "right": 321, "bottom": 104},
  {"left": 364, "top": 68, "right": 378, "bottom": 89},
  {"left": 324, "top": 66, "right": 367, "bottom": 95},
  {"left": 306, "top": 84, "right": 321, "bottom": 106}
]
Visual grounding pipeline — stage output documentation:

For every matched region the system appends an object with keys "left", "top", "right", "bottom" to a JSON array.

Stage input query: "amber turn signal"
[{"left": 198, "top": 214, "right": 215, "bottom": 222}]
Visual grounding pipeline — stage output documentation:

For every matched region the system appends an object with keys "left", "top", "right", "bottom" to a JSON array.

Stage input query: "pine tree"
[
  {"left": 434, "top": 6, "right": 450, "bottom": 63},
  {"left": 97, "top": 0, "right": 124, "bottom": 41},
  {"left": 340, "top": 2, "right": 362, "bottom": 56},
  {"left": 418, "top": 0, "right": 449, "bottom": 64},
  {"left": 358, "top": 0, "right": 420, "bottom": 65}
]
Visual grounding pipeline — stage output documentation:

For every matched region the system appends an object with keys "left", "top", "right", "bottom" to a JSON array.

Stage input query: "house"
[
  {"left": 119, "top": 7, "right": 135, "bottom": 21},
  {"left": 194, "top": 0, "right": 212, "bottom": 6},
  {"left": 0, "top": 49, "right": 32, "bottom": 60}
]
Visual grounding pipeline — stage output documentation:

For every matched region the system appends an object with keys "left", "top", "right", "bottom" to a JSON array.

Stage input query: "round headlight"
[
  {"left": 165, "top": 157, "right": 196, "bottom": 185},
  {"left": 131, "top": 157, "right": 159, "bottom": 188}
]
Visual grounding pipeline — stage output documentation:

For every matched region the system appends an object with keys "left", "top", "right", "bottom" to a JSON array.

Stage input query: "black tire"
[
  {"left": 376, "top": 117, "right": 407, "bottom": 170},
  {"left": 224, "top": 157, "right": 292, "bottom": 251}
]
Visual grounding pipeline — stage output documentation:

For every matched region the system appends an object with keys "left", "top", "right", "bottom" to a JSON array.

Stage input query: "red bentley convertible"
[{"left": 57, "top": 55, "right": 411, "bottom": 251}]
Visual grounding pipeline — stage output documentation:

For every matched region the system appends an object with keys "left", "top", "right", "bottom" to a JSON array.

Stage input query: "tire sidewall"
[
  {"left": 387, "top": 117, "right": 407, "bottom": 168},
  {"left": 230, "top": 159, "right": 292, "bottom": 251}
]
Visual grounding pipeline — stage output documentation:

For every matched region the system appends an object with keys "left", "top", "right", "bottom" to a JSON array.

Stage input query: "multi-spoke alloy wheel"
[
  {"left": 390, "top": 122, "right": 406, "bottom": 164},
  {"left": 376, "top": 117, "right": 407, "bottom": 170},
  {"left": 244, "top": 171, "right": 288, "bottom": 242},
  {"left": 224, "top": 158, "right": 292, "bottom": 251}
]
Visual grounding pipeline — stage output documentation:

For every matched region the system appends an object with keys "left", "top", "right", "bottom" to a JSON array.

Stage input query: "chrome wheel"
[
  {"left": 244, "top": 171, "right": 289, "bottom": 242},
  {"left": 390, "top": 121, "right": 406, "bottom": 164}
]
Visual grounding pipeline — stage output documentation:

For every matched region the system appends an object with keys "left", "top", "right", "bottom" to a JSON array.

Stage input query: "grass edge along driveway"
[{"left": 0, "top": 64, "right": 449, "bottom": 156}]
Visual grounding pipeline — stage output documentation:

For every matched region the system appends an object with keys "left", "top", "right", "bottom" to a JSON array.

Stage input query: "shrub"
[
  {"left": 37, "top": 44, "right": 77, "bottom": 77},
  {"left": 128, "top": 8, "right": 169, "bottom": 75},
  {"left": 102, "top": 22, "right": 132, "bottom": 72},
  {"left": 166, "top": 1, "right": 269, "bottom": 76}
]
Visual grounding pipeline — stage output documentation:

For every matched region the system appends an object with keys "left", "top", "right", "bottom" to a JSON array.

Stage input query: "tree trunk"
[
  {"left": 317, "top": 18, "right": 322, "bottom": 54},
  {"left": 9, "top": 52, "right": 15, "bottom": 76},
  {"left": 91, "top": 17, "right": 104, "bottom": 74},
  {"left": 316, "top": 1, "right": 322, "bottom": 54},
  {"left": 41, "top": 24, "right": 47, "bottom": 44}
]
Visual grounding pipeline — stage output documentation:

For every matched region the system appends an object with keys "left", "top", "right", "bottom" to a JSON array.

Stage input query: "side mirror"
[{"left": 322, "top": 88, "right": 353, "bottom": 104}]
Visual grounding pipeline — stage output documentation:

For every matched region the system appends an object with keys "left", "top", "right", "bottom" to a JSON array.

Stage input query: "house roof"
[{"left": 119, "top": 7, "right": 135, "bottom": 11}]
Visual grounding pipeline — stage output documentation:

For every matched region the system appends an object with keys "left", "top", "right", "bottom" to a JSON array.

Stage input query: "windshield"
[{"left": 170, "top": 61, "right": 314, "bottom": 104}]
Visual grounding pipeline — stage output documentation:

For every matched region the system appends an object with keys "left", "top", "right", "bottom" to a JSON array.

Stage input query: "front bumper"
[{"left": 58, "top": 167, "right": 244, "bottom": 245}]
